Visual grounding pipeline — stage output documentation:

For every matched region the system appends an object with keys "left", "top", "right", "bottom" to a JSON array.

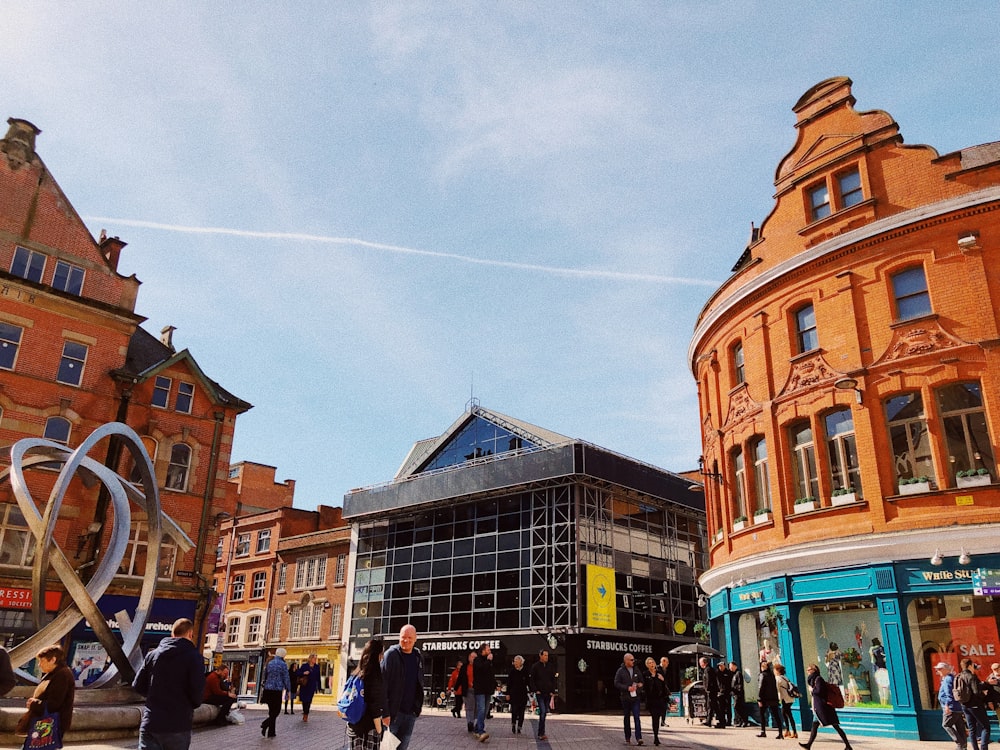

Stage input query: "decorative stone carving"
[
  {"left": 875, "top": 321, "right": 969, "bottom": 365},
  {"left": 723, "top": 385, "right": 761, "bottom": 427},
  {"left": 784, "top": 355, "right": 837, "bottom": 394}
]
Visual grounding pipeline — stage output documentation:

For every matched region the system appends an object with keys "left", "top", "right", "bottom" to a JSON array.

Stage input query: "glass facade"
[{"left": 353, "top": 480, "right": 705, "bottom": 641}]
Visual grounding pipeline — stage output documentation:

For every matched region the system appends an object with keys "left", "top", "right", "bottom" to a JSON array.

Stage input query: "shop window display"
[
  {"left": 907, "top": 594, "right": 1000, "bottom": 711},
  {"left": 798, "top": 600, "right": 890, "bottom": 707},
  {"left": 737, "top": 607, "right": 785, "bottom": 701}
]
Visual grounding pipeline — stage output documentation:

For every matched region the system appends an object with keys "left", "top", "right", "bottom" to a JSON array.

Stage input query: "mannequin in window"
[{"left": 825, "top": 643, "right": 843, "bottom": 686}]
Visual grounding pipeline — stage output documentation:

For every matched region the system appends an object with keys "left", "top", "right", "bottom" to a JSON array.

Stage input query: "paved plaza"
[{"left": 71, "top": 704, "right": 944, "bottom": 750}]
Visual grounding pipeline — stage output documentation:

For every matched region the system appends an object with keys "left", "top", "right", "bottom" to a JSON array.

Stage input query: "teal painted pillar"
[{"left": 875, "top": 596, "right": 919, "bottom": 739}]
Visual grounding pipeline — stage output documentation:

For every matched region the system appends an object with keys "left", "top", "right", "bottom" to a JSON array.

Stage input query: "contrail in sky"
[{"left": 85, "top": 217, "right": 720, "bottom": 287}]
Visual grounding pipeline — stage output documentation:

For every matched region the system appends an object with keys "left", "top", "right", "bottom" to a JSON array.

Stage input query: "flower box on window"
[
  {"left": 753, "top": 508, "right": 772, "bottom": 524},
  {"left": 794, "top": 497, "right": 817, "bottom": 513},
  {"left": 898, "top": 477, "right": 931, "bottom": 495},
  {"left": 956, "top": 470, "right": 992, "bottom": 488},
  {"left": 733, "top": 516, "right": 747, "bottom": 532},
  {"left": 713, "top": 529, "right": 724, "bottom": 544},
  {"left": 831, "top": 490, "right": 857, "bottom": 506}
]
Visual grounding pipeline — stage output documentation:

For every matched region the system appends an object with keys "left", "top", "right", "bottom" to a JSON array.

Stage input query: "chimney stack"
[
  {"left": 160, "top": 325, "right": 177, "bottom": 352},
  {"left": 2, "top": 118, "right": 41, "bottom": 169}
]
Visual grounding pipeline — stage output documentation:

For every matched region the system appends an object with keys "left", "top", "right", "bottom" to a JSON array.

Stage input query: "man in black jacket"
[
  {"left": 529, "top": 649, "right": 557, "bottom": 741},
  {"left": 699, "top": 656, "right": 720, "bottom": 727},
  {"left": 381, "top": 624, "right": 424, "bottom": 750},
  {"left": 716, "top": 661, "right": 732, "bottom": 728},
  {"left": 730, "top": 661, "right": 749, "bottom": 727},
  {"left": 472, "top": 643, "right": 496, "bottom": 743},
  {"left": 133, "top": 618, "right": 206, "bottom": 750}
]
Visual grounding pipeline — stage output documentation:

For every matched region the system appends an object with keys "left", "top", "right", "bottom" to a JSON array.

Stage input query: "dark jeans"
[
  {"left": 963, "top": 703, "right": 991, "bottom": 750},
  {"left": 733, "top": 692, "right": 749, "bottom": 725},
  {"left": 759, "top": 701, "right": 782, "bottom": 735},
  {"left": 943, "top": 709, "right": 968, "bottom": 748},
  {"left": 803, "top": 718, "right": 851, "bottom": 748},
  {"left": 388, "top": 712, "right": 418, "bottom": 750},
  {"left": 621, "top": 696, "right": 642, "bottom": 741},
  {"left": 781, "top": 701, "right": 797, "bottom": 734},
  {"left": 718, "top": 691, "right": 731, "bottom": 725},
  {"left": 300, "top": 690, "right": 314, "bottom": 716},
  {"left": 261, "top": 689, "right": 282, "bottom": 737},
  {"left": 536, "top": 692, "right": 551, "bottom": 736}
]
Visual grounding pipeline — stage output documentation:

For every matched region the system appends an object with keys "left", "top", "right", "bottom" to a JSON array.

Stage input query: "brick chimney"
[
  {"left": 99, "top": 231, "right": 127, "bottom": 272},
  {"left": 160, "top": 325, "right": 177, "bottom": 351}
]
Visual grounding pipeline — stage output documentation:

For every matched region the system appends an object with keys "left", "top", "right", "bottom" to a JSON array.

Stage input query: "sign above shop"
[{"left": 972, "top": 568, "right": 1000, "bottom": 595}]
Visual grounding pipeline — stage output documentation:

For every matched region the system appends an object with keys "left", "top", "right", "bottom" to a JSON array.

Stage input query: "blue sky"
[{"left": 5, "top": 3, "right": 999, "bottom": 509}]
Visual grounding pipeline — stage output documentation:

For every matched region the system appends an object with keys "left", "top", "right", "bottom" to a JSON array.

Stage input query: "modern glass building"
[{"left": 343, "top": 403, "right": 707, "bottom": 711}]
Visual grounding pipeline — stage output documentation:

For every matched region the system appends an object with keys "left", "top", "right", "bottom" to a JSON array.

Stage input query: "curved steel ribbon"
[{"left": 0, "top": 422, "right": 193, "bottom": 687}]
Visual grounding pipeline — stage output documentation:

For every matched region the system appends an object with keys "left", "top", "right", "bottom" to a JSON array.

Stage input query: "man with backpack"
[{"left": 955, "top": 658, "right": 991, "bottom": 750}]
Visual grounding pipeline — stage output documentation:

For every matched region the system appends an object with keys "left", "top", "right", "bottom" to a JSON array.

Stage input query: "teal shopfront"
[{"left": 707, "top": 554, "right": 1000, "bottom": 741}]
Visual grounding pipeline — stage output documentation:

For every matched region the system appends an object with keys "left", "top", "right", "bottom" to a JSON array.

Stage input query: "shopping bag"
[
  {"left": 22, "top": 704, "right": 61, "bottom": 750},
  {"left": 381, "top": 729, "right": 401, "bottom": 750}
]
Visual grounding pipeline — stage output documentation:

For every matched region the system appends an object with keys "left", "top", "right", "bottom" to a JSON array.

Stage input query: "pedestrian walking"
[
  {"left": 658, "top": 657, "right": 672, "bottom": 728},
  {"left": 506, "top": 655, "right": 529, "bottom": 735},
  {"left": 17, "top": 644, "right": 75, "bottom": 746},
  {"left": 459, "top": 650, "right": 477, "bottom": 733},
  {"left": 935, "top": 661, "right": 968, "bottom": 750},
  {"left": 346, "top": 639, "right": 386, "bottom": 750},
  {"left": 954, "top": 657, "right": 991, "bottom": 750},
  {"left": 730, "top": 662, "right": 749, "bottom": 727},
  {"left": 529, "top": 648, "right": 557, "bottom": 741},
  {"left": 295, "top": 653, "right": 322, "bottom": 722},
  {"left": 284, "top": 661, "right": 297, "bottom": 715},
  {"left": 472, "top": 642, "right": 496, "bottom": 742},
  {"left": 775, "top": 663, "right": 798, "bottom": 738},
  {"left": 447, "top": 659, "right": 464, "bottom": 718},
  {"left": 642, "top": 656, "right": 668, "bottom": 746},
  {"left": 699, "top": 656, "right": 720, "bottom": 727},
  {"left": 381, "top": 623, "right": 425, "bottom": 750},
  {"left": 614, "top": 652, "right": 645, "bottom": 746},
  {"left": 260, "top": 647, "right": 291, "bottom": 738},
  {"left": 798, "top": 663, "right": 852, "bottom": 750},
  {"left": 717, "top": 661, "right": 732, "bottom": 727},
  {"left": 131, "top": 619, "right": 203, "bottom": 749}
]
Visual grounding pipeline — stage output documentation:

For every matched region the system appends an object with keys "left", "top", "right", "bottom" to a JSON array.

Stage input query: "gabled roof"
[
  {"left": 394, "top": 404, "right": 571, "bottom": 479},
  {"left": 117, "top": 326, "right": 252, "bottom": 413}
]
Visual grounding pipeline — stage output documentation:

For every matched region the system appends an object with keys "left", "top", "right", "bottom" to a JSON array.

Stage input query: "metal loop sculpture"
[{"left": 0, "top": 422, "right": 193, "bottom": 687}]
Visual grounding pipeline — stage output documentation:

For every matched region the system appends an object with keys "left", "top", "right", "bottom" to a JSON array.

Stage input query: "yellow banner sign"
[{"left": 586, "top": 564, "right": 617, "bottom": 629}]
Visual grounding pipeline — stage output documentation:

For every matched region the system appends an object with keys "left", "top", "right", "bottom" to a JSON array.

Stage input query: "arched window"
[
  {"left": 128, "top": 436, "right": 158, "bottom": 483},
  {"left": 751, "top": 437, "right": 770, "bottom": 511},
  {"left": 825, "top": 409, "right": 861, "bottom": 496},
  {"left": 732, "top": 341, "right": 745, "bottom": 385},
  {"left": 43, "top": 416, "right": 71, "bottom": 445},
  {"left": 165, "top": 443, "right": 191, "bottom": 491},
  {"left": 885, "top": 392, "right": 935, "bottom": 485},
  {"left": 731, "top": 448, "right": 748, "bottom": 522},
  {"left": 789, "top": 421, "right": 818, "bottom": 501}
]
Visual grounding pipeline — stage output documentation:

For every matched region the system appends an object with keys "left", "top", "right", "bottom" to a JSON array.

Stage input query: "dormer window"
[
  {"left": 808, "top": 183, "right": 831, "bottom": 221},
  {"left": 805, "top": 165, "right": 865, "bottom": 223},
  {"left": 838, "top": 168, "right": 863, "bottom": 208}
]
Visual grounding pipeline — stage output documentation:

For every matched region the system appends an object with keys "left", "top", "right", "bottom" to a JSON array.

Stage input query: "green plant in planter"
[
  {"left": 683, "top": 666, "right": 698, "bottom": 682},
  {"left": 832, "top": 486, "right": 855, "bottom": 497},
  {"left": 958, "top": 469, "right": 991, "bottom": 478},
  {"left": 902, "top": 476, "right": 930, "bottom": 485},
  {"left": 753, "top": 507, "right": 772, "bottom": 516},
  {"left": 794, "top": 496, "right": 816, "bottom": 505},
  {"left": 693, "top": 622, "right": 710, "bottom": 643},
  {"left": 763, "top": 605, "right": 785, "bottom": 634},
  {"left": 733, "top": 515, "right": 748, "bottom": 524}
]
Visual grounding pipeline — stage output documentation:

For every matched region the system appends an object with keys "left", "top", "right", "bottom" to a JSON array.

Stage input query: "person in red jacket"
[
  {"left": 204, "top": 664, "right": 237, "bottom": 725},
  {"left": 447, "top": 659, "right": 464, "bottom": 718}
]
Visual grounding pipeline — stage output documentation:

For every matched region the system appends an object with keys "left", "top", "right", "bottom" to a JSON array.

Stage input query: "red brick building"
[
  {"left": 688, "top": 78, "right": 1000, "bottom": 740},
  {"left": 0, "top": 117, "right": 250, "bottom": 678},
  {"left": 213, "top": 505, "right": 349, "bottom": 700}
]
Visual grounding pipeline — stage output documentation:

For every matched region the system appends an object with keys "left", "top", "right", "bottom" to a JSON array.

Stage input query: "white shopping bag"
[{"left": 381, "top": 729, "right": 401, "bottom": 750}]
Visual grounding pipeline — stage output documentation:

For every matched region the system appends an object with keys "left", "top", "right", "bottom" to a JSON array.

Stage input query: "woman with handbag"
[
  {"left": 295, "top": 653, "right": 322, "bottom": 722},
  {"left": 774, "top": 663, "right": 798, "bottom": 738},
  {"left": 17, "top": 645, "right": 75, "bottom": 746},
  {"left": 798, "top": 664, "right": 853, "bottom": 750},
  {"left": 347, "top": 639, "right": 386, "bottom": 750}
]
